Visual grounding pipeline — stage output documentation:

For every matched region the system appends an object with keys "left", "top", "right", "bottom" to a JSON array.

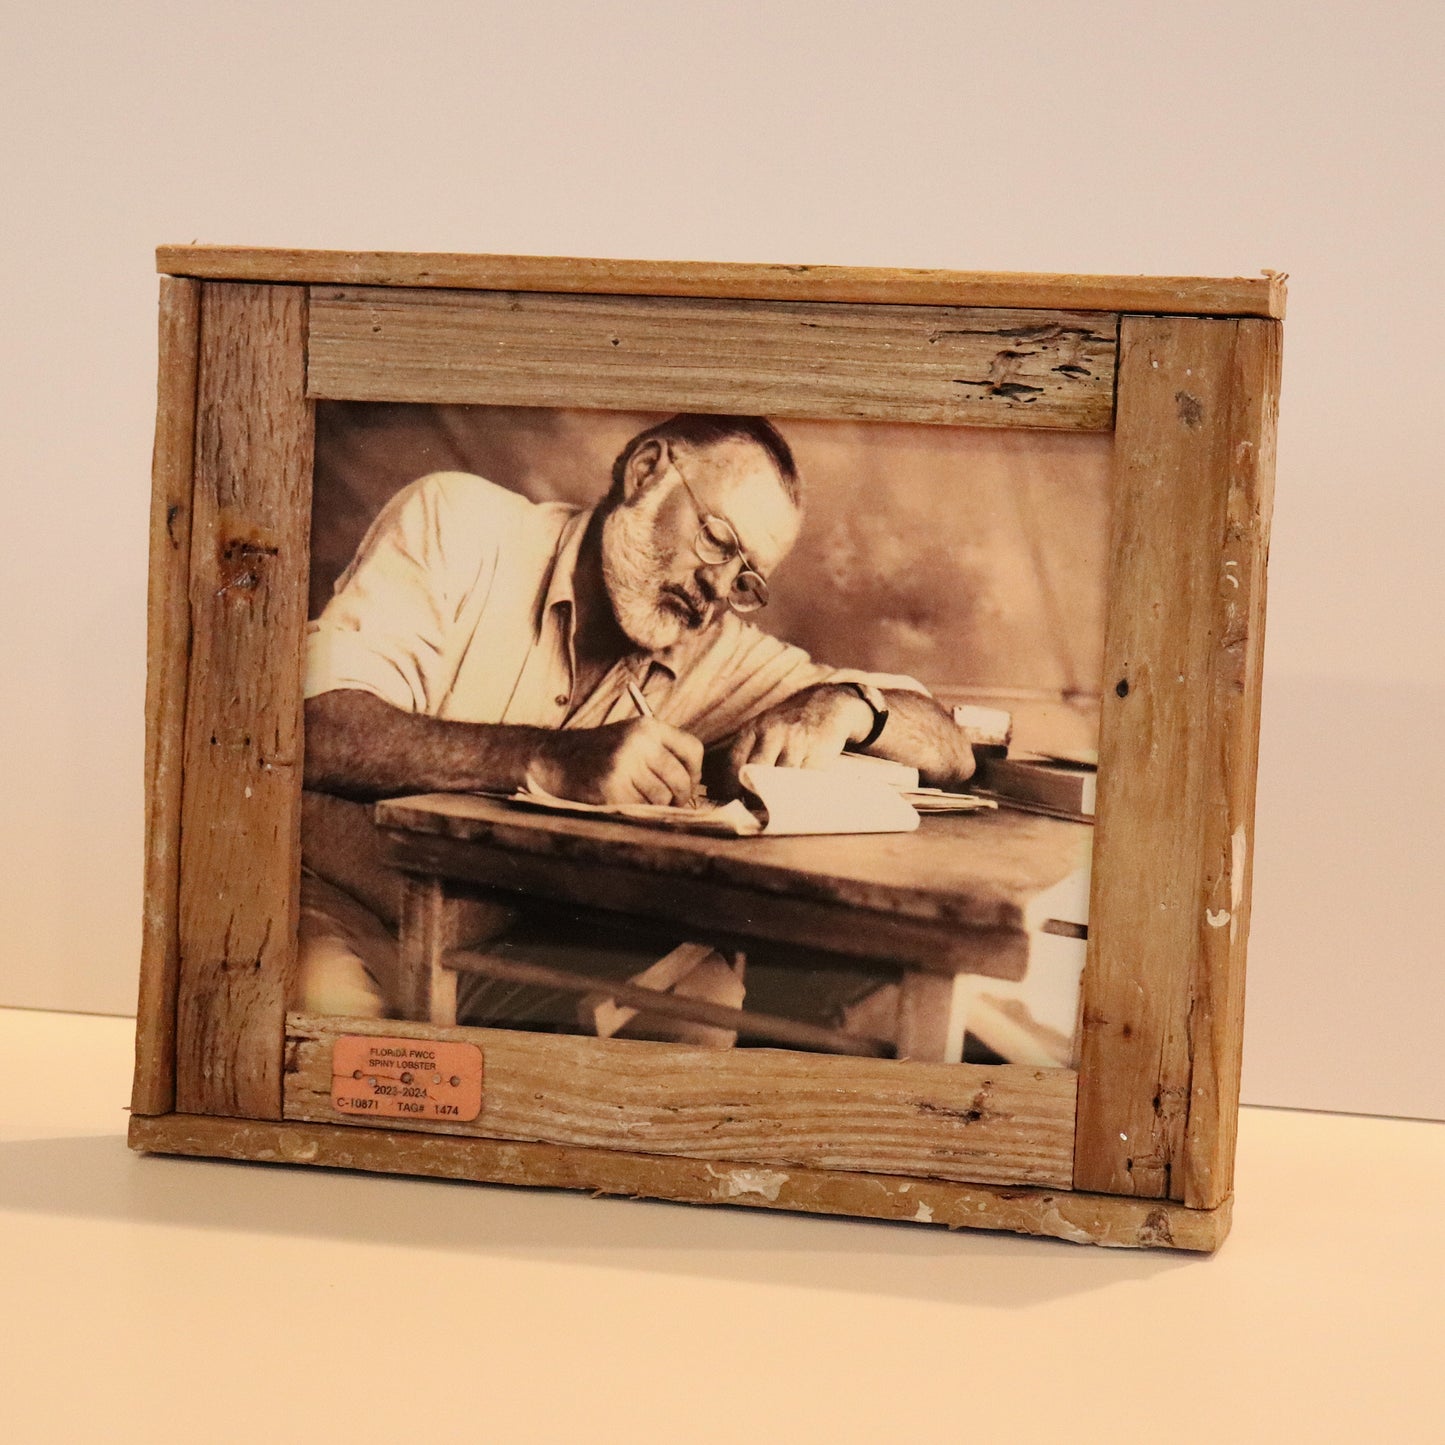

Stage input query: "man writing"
[{"left": 300, "top": 413, "right": 976, "bottom": 1017}]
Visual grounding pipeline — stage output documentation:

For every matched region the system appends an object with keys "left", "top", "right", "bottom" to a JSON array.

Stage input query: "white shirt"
[{"left": 305, "top": 471, "right": 922, "bottom": 744}]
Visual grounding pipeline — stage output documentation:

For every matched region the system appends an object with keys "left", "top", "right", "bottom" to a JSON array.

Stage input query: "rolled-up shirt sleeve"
[
  {"left": 305, "top": 473, "right": 497, "bottom": 715},
  {"left": 824, "top": 666, "right": 930, "bottom": 696}
]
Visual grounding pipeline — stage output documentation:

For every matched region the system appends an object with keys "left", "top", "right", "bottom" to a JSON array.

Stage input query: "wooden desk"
[{"left": 376, "top": 794, "right": 1091, "bottom": 1061}]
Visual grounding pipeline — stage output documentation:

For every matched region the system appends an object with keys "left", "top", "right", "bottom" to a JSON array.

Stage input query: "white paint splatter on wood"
[{"left": 708, "top": 1166, "right": 790, "bottom": 1202}]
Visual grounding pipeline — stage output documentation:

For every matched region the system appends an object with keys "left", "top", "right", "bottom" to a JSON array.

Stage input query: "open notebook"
[{"left": 507, "top": 752, "right": 994, "bottom": 838}]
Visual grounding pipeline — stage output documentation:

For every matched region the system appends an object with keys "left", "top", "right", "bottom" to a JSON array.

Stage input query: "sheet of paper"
[
  {"left": 741, "top": 763, "right": 920, "bottom": 834},
  {"left": 506, "top": 788, "right": 763, "bottom": 835},
  {"left": 819, "top": 751, "right": 920, "bottom": 791},
  {"left": 507, "top": 762, "right": 923, "bottom": 836},
  {"left": 903, "top": 789, "right": 999, "bottom": 814}
]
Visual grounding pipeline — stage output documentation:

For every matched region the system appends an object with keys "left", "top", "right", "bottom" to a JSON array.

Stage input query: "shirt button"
[{"left": 555, "top": 694, "right": 568, "bottom": 707}]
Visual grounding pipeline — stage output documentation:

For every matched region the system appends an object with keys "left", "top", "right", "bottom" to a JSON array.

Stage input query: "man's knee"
[
  {"left": 295, "top": 870, "right": 399, "bottom": 1017},
  {"left": 295, "top": 931, "right": 386, "bottom": 1018}
]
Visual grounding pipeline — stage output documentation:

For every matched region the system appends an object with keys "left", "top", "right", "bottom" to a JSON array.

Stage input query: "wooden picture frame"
[{"left": 129, "top": 247, "right": 1283, "bottom": 1252}]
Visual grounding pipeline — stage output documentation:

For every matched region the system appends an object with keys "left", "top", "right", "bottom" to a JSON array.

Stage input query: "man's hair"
[{"left": 608, "top": 414, "right": 801, "bottom": 507}]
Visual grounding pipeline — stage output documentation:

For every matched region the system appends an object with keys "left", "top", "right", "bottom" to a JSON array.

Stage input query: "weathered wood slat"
[
  {"left": 1181, "top": 319, "right": 1281, "bottom": 1208},
  {"left": 156, "top": 244, "right": 1286, "bottom": 319},
  {"left": 283, "top": 1013, "right": 1079, "bottom": 1188},
  {"left": 131, "top": 276, "right": 201, "bottom": 1116},
  {"left": 173, "top": 283, "right": 313, "bottom": 1119},
  {"left": 130, "top": 1112, "right": 1231, "bottom": 1251},
  {"left": 1074, "top": 316, "right": 1277, "bottom": 1200},
  {"left": 306, "top": 286, "right": 1117, "bottom": 431}
]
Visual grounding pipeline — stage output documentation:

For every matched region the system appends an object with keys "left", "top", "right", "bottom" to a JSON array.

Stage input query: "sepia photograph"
[{"left": 297, "top": 401, "right": 1108, "bottom": 1069}]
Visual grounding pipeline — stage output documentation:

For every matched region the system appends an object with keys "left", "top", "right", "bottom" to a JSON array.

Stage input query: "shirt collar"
[{"left": 538, "top": 506, "right": 590, "bottom": 629}]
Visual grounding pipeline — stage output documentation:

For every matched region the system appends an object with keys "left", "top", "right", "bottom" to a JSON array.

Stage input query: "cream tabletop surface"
[{"left": 2, "top": 1006, "right": 1441, "bottom": 1445}]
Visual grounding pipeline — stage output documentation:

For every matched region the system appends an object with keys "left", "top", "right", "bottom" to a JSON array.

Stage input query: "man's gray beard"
[{"left": 601, "top": 488, "right": 690, "bottom": 653}]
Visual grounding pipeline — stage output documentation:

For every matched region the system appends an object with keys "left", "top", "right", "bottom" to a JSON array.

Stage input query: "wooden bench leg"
[
  {"left": 895, "top": 972, "right": 970, "bottom": 1063},
  {"left": 396, "top": 878, "right": 521, "bottom": 1026},
  {"left": 396, "top": 878, "right": 462, "bottom": 1026}
]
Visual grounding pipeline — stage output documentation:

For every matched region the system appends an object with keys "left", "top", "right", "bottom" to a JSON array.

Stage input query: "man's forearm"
[
  {"left": 864, "top": 689, "right": 977, "bottom": 788},
  {"left": 714, "top": 681, "right": 977, "bottom": 793},
  {"left": 304, "top": 689, "right": 551, "bottom": 799}
]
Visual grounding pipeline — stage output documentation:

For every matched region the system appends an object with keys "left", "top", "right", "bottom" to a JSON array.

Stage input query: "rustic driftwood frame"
[{"left": 130, "top": 247, "right": 1282, "bottom": 1252}]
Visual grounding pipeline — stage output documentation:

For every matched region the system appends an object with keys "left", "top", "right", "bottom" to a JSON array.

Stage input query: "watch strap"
[{"left": 840, "top": 681, "right": 889, "bottom": 749}]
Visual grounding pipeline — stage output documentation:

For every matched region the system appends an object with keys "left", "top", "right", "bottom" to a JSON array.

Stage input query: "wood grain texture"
[
  {"left": 283, "top": 1013, "right": 1075, "bottom": 1187},
  {"left": 386, "top": 829, "right": 1029, "bottom": 982},
  {"left": 173, "top": 283, "right": 314, "bottom": 1119},
  {"left": 156, "top": 245, "right": 1286, "bottom": 319},
  {"left": 379, "top": 795, "right": 1085, "bottom": 933},
  {"left": 1181, "top": 319, "right": 1281, "bottom": 1208},
  {"left": 130, "top": 1112, "right": 1230, "bottom": 1251},
  {"left": 307, "top": 286, "right": 1116, "bottom": 431},
  {"left": 131, "top": 276, "right": 201, "bottom": 1116},
  {"left": 1074, "top": 317, "right": 1279, "bottom": 1200}
]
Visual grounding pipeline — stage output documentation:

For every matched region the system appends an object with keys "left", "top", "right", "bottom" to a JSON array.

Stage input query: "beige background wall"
[{"left": 3, "top": 1, "right": 1441, "bottom": 1119}]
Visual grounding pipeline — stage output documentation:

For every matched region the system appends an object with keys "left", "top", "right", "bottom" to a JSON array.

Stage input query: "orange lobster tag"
[{"left": 330, "top": 1035, "right": 484, "bottom": 1123}]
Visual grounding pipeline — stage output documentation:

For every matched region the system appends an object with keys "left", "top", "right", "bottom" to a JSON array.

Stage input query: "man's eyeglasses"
[{"left": 672, "top": 469, "right": 771, "bottom": 614}]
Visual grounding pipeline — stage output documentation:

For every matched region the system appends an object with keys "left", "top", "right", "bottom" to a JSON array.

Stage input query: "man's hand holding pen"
[
  {"left": 526, "top": 688, "right": 703, "bottom": 808},
  {"left": 528, "top": 717, "right": 703, "bottom": 807}
]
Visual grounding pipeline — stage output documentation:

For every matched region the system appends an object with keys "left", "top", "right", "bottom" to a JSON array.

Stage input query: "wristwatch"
[{"left": 839, "top": 681, "right": 890, "bottom": 749}]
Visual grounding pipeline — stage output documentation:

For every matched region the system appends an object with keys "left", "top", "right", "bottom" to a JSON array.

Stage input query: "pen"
[
  {"left": 624, "top": 679, "right": 653, "bottom": 719},
  {"left": 625, "top": 680, "right": 698, "bottom": 808}
]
